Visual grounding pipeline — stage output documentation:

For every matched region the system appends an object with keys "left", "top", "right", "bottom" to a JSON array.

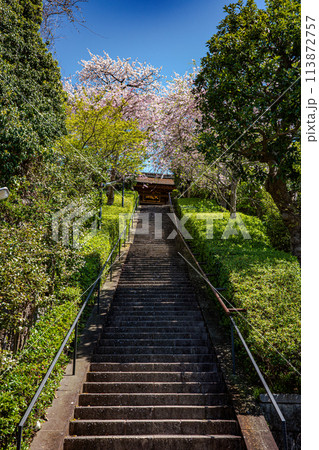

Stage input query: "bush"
[
  {"left": 237, "top": 183, "right": 291, "bottom": 252},
  {"left": 175, "top": 197, "right": 301, "bottom": 393},
  {"left": 0, "top": 300, "right": 78, "bottom": 450},
  {"left": 0, "top": 190, "right": 137, "bottom": 449}
]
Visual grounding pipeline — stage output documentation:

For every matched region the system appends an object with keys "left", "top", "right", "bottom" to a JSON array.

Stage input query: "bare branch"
[{"left": 41, "top": 0, "right": 87, "bottom": 44}]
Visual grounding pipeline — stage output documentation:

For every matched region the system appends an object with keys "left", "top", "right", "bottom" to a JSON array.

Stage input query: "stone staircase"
[{"left": 63, "top": 205, "right": 244, "bottom": 449}]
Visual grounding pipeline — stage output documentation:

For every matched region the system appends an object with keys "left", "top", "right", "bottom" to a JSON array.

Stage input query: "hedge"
[
  {"left": 0, "top": 190, "right": 137, "bottom": 449},
  {"left": 175, "top": 197, "right": 301, "bottom": 393}
]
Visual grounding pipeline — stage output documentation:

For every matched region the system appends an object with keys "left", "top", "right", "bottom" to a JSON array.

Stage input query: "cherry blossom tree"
[{"left": 65, "top": 53, "right": 234, "bottom": 206}]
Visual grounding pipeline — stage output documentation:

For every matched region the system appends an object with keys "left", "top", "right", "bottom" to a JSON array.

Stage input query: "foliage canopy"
[
  {"left": 195, "top": 0, "right": 301, "bottom": 257},
  {"left": 0, "top": 0, "right": 66, "bottom": 184}
]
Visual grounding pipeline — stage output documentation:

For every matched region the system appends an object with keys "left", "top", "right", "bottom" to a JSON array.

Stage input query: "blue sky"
[{"left": 53, "top": 0, "right": 265, "bottom": 82}]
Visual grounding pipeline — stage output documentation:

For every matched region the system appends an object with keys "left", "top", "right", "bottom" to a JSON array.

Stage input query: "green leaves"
[
  {"left": 0, "top": 0, "right": 66, "bottom": 184},
  {"left": 195, "top": 0, "right": 301, "bottom": 256},
  {"left": 0, "top": 190, "right": 137, "bottom": 449},
  {"left": 176, "top": 197, "right": 300, "bottom": 392}
]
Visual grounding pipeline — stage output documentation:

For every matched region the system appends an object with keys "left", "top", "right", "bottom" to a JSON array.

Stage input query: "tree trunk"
[
  {"left": 107, "top": 169, "right": 116, "bottom": 205},
  {"left": 265, "top": 163, "right": 301, "bottom": 261},
  {"left": 230, "top": 177, "right": 239, "bottom": 216}
]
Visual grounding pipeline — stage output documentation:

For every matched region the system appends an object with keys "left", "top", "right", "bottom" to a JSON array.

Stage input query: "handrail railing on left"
[{"left": 16, "top": 194, "right": 139, "bottom": 450}]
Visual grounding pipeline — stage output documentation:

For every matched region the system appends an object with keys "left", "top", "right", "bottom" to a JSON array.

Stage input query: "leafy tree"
[
  {"left": 0, "top": 0, "right": 66, "bottom": 185},
  {"left": 195, "top": 0, "right": 301, "bottom": 259},
  {"left": 58, "top": 92, "right": 147, "bottom": 204}
]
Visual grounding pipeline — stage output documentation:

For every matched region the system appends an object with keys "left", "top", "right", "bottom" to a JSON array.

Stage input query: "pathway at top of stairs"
[{"left": 63, "top": 205, "right": 245, "bottom": 450}]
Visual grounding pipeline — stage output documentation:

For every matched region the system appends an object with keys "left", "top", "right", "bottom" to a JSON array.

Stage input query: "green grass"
[{"left": 175, "top": 197, "right": 301, "bottom": 393}]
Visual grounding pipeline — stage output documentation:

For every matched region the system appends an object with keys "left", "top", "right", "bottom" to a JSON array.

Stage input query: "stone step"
[
  {"left": 114, "top": 296, "right": 196, "bottom": 300},
  {"left": 86, "top": 371, "right": 222, "bottom": 383},
  {"left": 101, "top": 332, "right": 209, "bottom": 340},
  {"left": 115, "top": 286, "right": 194, "bottom": 290},
  {"left": 98, "top": 339, "right": 208, "bottom": 347},
  {"left": 113, "top": 298, "right": 197, "bottom": 303},
  {"left": 114, "top": 292, "right": 193, "bottom": 296},
  {"left": 69, "top": 419, "right": 239, "bottom": 436},
  {"left": 104, "top": 320, "right": 205, "bottom": 327},
  {"left": 116, "top": 284, "right": 193, "bottom": 286},
  {"left": 62, "top": 204, "right": 243, "bottom": 450},
  {"left": 94, "top": 346, "right": 212, "bottom": 355},
  {"left": 89, "top": 362, "right": 219, "bottom": 372},
  {"left": 91, "top": 354, "right": 215, "bottom": 363},
  {"left": 82, "top": 381, "right": 226, "bottom": 394},
  {"left": 107, "top": 312, "right": 203, "bottom": 318},
  {"left": 73, "top": 405, "right": 235, "bottom": 420},
  {"left": 102, "top": 326, "right": 207, "bottom": 333},
  {"left": 64, "top": 435, "right": 243, "bottom": 450},
  {"left": 111, "top": 305, "right": 199, "bottom": 311},
  {"left": 118, "top": 278, "right": 191, "bottom": 282},
  {"left": 116, "top": 288, "right": 193, "bottom": 292},
  {"left": 112, "top": 301, "right": 197, "bottom": 306},
  {"left": 78, "top": 392, "right": 230, "bottom": 406}
]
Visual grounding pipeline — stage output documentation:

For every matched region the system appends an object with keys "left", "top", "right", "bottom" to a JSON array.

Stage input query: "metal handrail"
[
  {"left": 168, "top": 192, "right": 288, "bottom": 450},
  {"left": 16, "top": 194, "right": 139, "bottom": 450}
]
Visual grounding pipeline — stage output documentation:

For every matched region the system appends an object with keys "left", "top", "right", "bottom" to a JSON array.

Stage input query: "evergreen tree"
[{"left": 0, "top": 0, "right": 66, "bottom": 184}]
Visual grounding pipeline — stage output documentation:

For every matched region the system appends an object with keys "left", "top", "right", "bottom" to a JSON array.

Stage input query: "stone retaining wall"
[{"left": 259, "top": 394, "right": 301, "bottom": 450}]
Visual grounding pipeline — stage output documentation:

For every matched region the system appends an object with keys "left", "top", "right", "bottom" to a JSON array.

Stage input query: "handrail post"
[
  {"left": 72, "top": 322, "right": 78, "bottom": 376},
  {"left": 231, "top": 321, "right": 236, "bottom": 375},
  {"left": 110, "top": 253, "right": 113, "bottom": 281},
  {"left": 17, "top": 425, "right": 23, "bottom": 450},
  {"left": 282, "top": 419, "right": 288, "bottom": 450},
  {"left": 97, "top": 278, "right": 101, "bottom": 315}
]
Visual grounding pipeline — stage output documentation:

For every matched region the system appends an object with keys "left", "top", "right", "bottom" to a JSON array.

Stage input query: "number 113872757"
[{"left": 306, "top": 16, "right": 316, "bottom": 83}]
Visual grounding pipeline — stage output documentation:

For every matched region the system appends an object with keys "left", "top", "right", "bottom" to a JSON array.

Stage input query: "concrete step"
[
  {"left": 102, "top": 326, "right": 207, "bottom": 334},
  {"left": 98, "top": 339, "right": 208, "bottom": 347},
  {"left": 82, "top": 381, "right": 226, "bottom": 394},
  {"left": 111, "top": 305, "right": 200, "bottom": 311},
  {"left": 78, "top": 392, "right": 230, "bottom": 406},
  {"left": 94, "top": 346, "right": 212, "bottom": 355},
  {"left": 64, "top": 435, "right": 243, "bottom": 450},
  {"left": 118, "top": 279, "right": 191, "bottom": 283},
  {"left": 113, "top": 298, "right": 196, "bottom": 302},
  {"left": 104, "top": 320, "right": 205, "bottom": 327},
  {"left": 91, "top": 354, "right": 215, "bottom": 363},
  {"left": 62, "top": 204, "right": 243, "bottom": 450},
  {"left": 69, "top": 419, "right": 239, "bottom": 436},
  {"left": 115, "top": 297, "right": 194, "bottom": 300},
  {"left": 113, "top": 300, "right": 197, "bottom": 304},
  {"left": 107, "top": 312, "right": 203, "bottom": 319},
  {"left": 89, "top": 362, "right": 220, "bottom": 372},
  {"left": 114, "top": 295, "right": 194, "bottom": 298},
  {"left": 73, "top": 405, "right": 235, "bottom": 420},
  {"left": 101, "top": 332, "right": 209, "bottom": 340},
  {"left": 86, "top": 371, "right": 222, "bottom": 383},
  {"left": 116, "top": 289, "right": 194, "bottom": 292}
]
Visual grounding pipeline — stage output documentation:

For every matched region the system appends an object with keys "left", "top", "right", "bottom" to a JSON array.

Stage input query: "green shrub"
[
  {"left": 0, "top": 190, "right": 137, "bottom": 449},
  {"left": 237, "top": 183, "right": 290, "bottom": 252},
  {"left": 0, "top": 300, "right": 78, "bottom": 450},
  {"left": 175, "top": 197, "right": 301, "bottom": 393}
]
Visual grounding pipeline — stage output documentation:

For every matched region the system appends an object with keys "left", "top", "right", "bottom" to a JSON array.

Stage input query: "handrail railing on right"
[
  {"left": 16, "top": 194, "right": 139, "bottom": 450},
  {"left": 168, "top": 192, "right": 288, "bottom": 450}
]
